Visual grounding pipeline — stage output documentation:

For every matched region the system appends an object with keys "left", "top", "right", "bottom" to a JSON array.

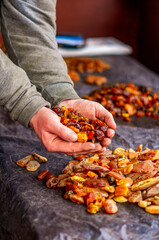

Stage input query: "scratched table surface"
[{"left": 0, "top": 56, "right": 159, "bottom": 240}]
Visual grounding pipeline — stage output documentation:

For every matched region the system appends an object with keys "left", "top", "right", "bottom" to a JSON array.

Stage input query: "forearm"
[
  {"left": 1, "top": 0, "right": 79, "bottom": 106},
  {"left": 0, "top": 50, "right": 50, "bottom": 127}
]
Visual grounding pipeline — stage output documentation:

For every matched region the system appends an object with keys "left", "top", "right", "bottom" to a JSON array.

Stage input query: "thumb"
[{"left": 51, "top": 121, "right": 78, "bottom": 142}]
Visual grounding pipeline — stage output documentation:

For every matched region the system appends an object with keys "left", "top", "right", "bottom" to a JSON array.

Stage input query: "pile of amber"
[
  {"left": 64, "top": 57, "right": 110, "bottom": 82},
  {"left": 52, "top": 106, "right": 108, "bottom": 143},
  {"left": 38, "top": 145, "right": 159, "bottom": 215},
  {"left": 84, "top": 82, "right": 159, "bottom": 124},
  {"left": 64, "top": 57, "right": 110, "bottom": 73}
]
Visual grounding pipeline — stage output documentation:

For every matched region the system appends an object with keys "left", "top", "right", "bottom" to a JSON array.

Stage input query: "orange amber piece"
[
  {"left": 115, "top": 185, "right": 128, "bottom": 197},
  {"left": 85, "top": 192, "right": 96, "bottom": 205},
  {"left": 77, "top": 132, "right": 88, "bottom": 143},
  {"left": 37, "top": 169, "right": 49, "bottom": 180},
  {"left": 104, "top": 199, "right": 118, "bottom": 214}
]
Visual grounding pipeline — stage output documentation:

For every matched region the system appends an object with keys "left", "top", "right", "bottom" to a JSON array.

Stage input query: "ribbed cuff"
[{"left": 15, "top": 97, "right": 50, "bottom": 127}]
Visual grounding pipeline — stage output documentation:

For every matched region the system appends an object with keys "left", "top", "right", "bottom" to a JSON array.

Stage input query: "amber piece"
[
  {"left": 87, "top": 203, "right": 101, "bottom": 214},
  {"left": 123, "top": 164, "right": 134, "bottom": 174},
  {"left": 116, "top": 177, "right": 133, "bottom": 187},
  {"left": 128, "top": 191, "right": 142, "bottom": 203},
  {"left": 16, "top": 155, "right": 33, "bottom": 167},
  {"left": 87, "top": 197, "right": 105, "bottom": 214},
  {"left": 131, "top": 177, "right": 159, "bottom": 191},
  {"left": 113, "top": 196, "right": 128, "bottom": 203},
  {"left": 84, "top": 178, "right": 107, "bottom": 188},
  {"left": 37, "top": 169, "right": 49, "bottom": 180},
  {"left": 77, "top": 132, "right": 88, "bottom": 143},
  {"left": 97, "top": 125, "right": 108, "bottom": 134},
  {"left": 113, "top": 148, "right": 128, "bottom": 157},
  {"left": 85, "top": 192, "right": 96, "bottom": 205},
  {"left": 68, "top": 70, "right": 80, "bottom": 82},
  {"left": 132, "top": 160, "right": 154, "bottom": 173},
  {"left": 87, "top": 131, "right": 94, "bottom": 140},
  {"left": 101, "top": 186, "right": 115, "bottom": 193},
  {"left": 136, "top": 110, "right": 145, "bottom": 118},
  {"left": 69, "top": 125, "right": 80, "bottom": 133},
  {"left": 124, "top": 103, "right": 135, "bottom": 116},
  {"left": 69, "top": 194, "right": 85, "bottom": 204},
  {"left": 138, "top": 150, "right": 159, "bottom": 161},
  {"left": 145, "top": 205, "right": 159, "bottom": 214},
  {"left": 46, "top": 176, "right": 59, "bottom": 188},
  {"left": 138, "top": 200, "right": 149, "bottom": 208},
  {"left": 86, "top": 171, "right": 98, "bottom": 178},
  {"left": 115, "top": 185, "right": 128, "bottom": 197},
  {"left": 142, "top": 183, "right": 159, "bottom": 199},
  {"left": 46, "top": 172, "right": 56, "bottom": 180},
  {"left": 82, "top": 163, "right": 109, "bottom": 172},
  {"left": 104, "top": 199, "right": 118, "bottom": 214},
  {"left": 94, "top": 130, "right": 105, "bottom": 141},
  {"left": 85, "top": 75, "right": 107, "bottom": 86},
  {"left": 33, "top": 153, "right": 47, "bottom": 163},
  {"left": 108, "top": 171, "right": 125, "bottom": 180},
  {"left": 136, "top": 144, "right": 143, "bottom": 152},
  {"left": 26, "top": 160, "right": 40, "bottom": 172}
]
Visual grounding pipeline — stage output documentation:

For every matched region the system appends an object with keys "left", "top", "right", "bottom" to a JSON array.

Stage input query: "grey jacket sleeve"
[
  {"left": 1, "top": 0, "right": 80, "bottom": 107},
  {"left": 0, "top": 49, "right": 51, "bottom": 127}
]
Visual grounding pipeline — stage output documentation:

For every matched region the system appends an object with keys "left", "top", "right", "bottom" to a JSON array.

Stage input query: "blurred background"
[
  {"left": 56, "top": 0, "right": 159, "bottom": 74},
  {"left": 0, "top": 0, "right": 158, "bottom": 74}
]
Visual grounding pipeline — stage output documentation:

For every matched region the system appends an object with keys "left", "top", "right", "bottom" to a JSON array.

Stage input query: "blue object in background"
[{"left": 56, "top": 35, "right": 85, "bottom": 49}]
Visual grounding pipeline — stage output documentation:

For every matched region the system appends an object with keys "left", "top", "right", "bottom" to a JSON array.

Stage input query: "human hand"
[{"left": 29, "top": 105, "right": 112, "bottom": 155}]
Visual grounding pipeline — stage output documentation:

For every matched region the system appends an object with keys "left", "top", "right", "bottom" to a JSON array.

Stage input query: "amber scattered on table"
[
  {"left": 16, "top": 153, "right": 47, "bottom": 171},
  {"left": 52, "top": 106, "right": 108, "bottom": 143},
  {"left": 85, "top": 75, "right": 107, "bottom": 86},
  {"left": 83, "top": 82, "right": 159, "bottom": 124},
  {"left": 65, "top": 57, "right": 110, "bottom": 73},
  {"left": 38, "top": 145, "right": 159, "bottom": 215},
  {"left": 68, "top": 70, "right": 80, "bottom": 82},
  {"left": 65, "top": 57, "right": 110, "bottom": 82}
]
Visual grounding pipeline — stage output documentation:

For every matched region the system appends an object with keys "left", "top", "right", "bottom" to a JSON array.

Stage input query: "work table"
[{"left": 0, "top": 56, "right": 159, "bottom": 240}]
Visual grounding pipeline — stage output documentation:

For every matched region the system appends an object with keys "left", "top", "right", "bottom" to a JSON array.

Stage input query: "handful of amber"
[
  {"left": 52, "top": 106, "right": 108, "bottom": 143},
  {"left": 38, "top": 145, "right": 159, "bottom": 215}
]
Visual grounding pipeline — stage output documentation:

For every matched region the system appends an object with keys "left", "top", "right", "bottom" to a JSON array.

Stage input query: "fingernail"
[{"left": 69, "top": 133, "right": 77, "bottom": 142}]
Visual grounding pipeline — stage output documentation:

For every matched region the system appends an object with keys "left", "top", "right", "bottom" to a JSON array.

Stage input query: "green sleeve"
[
  {"left": 1, "top": 0, "right": 80, "bottom": 107},
  {"left": 0, "top": 49, "right": 51, "bottom": 127}
]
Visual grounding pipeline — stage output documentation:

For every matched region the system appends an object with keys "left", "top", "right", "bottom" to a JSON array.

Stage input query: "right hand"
[{"left": 29, "top": 107, "right": 105, "bottom": 155}]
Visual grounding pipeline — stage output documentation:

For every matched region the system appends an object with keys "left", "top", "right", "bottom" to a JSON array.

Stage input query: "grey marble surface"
[{"left": 0, "top": 56, "right": 159, "bottom": 240}]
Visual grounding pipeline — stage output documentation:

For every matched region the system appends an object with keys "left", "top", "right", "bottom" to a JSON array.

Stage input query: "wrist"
[{"left": 29, "top": 106, "right": 48, "bottom": 128}]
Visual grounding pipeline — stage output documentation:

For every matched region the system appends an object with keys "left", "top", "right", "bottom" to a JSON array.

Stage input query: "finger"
[
  {"left": 49, "top": 121, "right": 78, "bottom": 142},
  {"left": 99, "top": 146, "right": 107, "bottom": 152},
  {"left": 66, "top": 143, "right": 103, "bottom": 155},
  {"left": 101, "top": 138, "right": 111, "bottom": 147},
  {"left": 66, "top": 144, "right": 106, "bottom": 155},
  {"left": 104, "top": 112, "right": 116, "bottom": 129},
  {"left": 95, "top": 104, "right": 116, "bottom": 129},
  {"left": 106, "top": 128, "right": 115, "bottom": 138},
  {"left": 46, "top": 137, "right": 102, "bottom": 153}
]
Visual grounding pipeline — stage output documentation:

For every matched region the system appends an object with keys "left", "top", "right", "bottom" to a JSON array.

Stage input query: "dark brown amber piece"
[{"left": 94, "top": 130, "right": 105, "bottom": 141}]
